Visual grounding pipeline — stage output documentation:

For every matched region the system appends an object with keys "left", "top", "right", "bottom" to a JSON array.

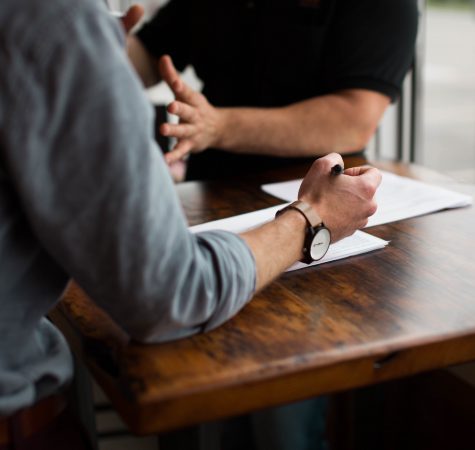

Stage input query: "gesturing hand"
[
  {"left": 299, "top": 153, "right": 382, "bottom": 243},
  {"left": 158, "top": 55, "right": 223, "bottom": 164}
]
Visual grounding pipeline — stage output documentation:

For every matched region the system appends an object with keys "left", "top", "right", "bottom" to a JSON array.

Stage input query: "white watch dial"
[{"left": 310, "top": 228, "right": 331, "bottom": 260}]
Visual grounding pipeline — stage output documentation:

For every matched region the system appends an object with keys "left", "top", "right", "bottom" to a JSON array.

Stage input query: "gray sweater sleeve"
[{"left": 2, "top": 0, "right": 256, "bottom": 342}]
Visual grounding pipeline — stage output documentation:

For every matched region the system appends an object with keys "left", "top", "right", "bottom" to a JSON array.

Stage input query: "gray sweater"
[{"left": 0, "top": 0, "right": 255, "bottom": 415}]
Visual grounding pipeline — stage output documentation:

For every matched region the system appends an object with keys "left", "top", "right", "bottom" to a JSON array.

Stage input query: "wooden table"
[{"left": 50, "top": 158, "right": 475, "bottom": 438}]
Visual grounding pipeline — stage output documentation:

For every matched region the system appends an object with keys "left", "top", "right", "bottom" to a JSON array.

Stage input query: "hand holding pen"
[{"left": 298, "top": 153, "right": 381, "bottom": 242}]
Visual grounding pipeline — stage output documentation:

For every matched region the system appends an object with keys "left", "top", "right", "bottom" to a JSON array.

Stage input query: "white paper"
[
  {"left": 190, "top": 208, "right": 388, "bottom": 272},
  {"left": 190, "top": 204, "right": 286, "bottom": 234},
  {"left": 261, "top": 170, "right": 473, "bottom": 228}
]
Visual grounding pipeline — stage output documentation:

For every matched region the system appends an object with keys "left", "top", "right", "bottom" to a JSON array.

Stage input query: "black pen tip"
[{"left": 331, "top": 164, "right": 344, "bottom": 175}]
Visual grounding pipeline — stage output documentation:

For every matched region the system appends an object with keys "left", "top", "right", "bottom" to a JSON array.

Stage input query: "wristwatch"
[{"left": 276, "top": 200, "right": 331, "bottom": 264}]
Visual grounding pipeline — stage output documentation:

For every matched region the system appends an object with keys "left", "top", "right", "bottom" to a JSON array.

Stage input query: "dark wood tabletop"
[{"left": 50, "top": 157, "right": 475, "bottom": 435}]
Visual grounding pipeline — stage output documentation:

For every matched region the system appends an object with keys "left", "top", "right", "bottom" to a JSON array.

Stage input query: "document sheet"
[
  {"left": 189, "top": 205, "right": 389, "bottom": 272},
  {"left": 261, "top": 171, "right": 473, "bottom": 228}
]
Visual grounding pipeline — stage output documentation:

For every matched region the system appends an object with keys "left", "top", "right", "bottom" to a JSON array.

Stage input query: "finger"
[
  {"left": 168, "top": 159, "right": 187, "bottom": 182},
  {"left": 344, "top": 165, "right": 373, "bottom": 176},
  {"left": 359, "top": 218, "right": 369, "bottom": 229},
  {"left": 165, "top": 140, "right": 194, "bottom": 164},
  {"left": 310, "top": 152, "right": 344, "bottom": 174},
  {"left": 160, "top": 122, "right": 195, "bottom": 139},
  {"left": 345, "top": 166, "right": 382, "bottom": 188},
  {"left": 173, "top": 80, "right": 200, "bottom": 105},
  {"left": 367, "top": 200, "right": 378, "bottom": 217},
  {"left": 167, "top": 101, "right": 196, "bottom": 123},
  {"left": 158, "top": 56, "right": 199, "bottom": 105},
  {"left": 158, "top": 55, "right": 180, "bottom": 88},
  {"left": 321, "top": 152, "right": 344, "bottom": 169},
  {"left": 121, "top": 4, "right": 144, "bottom": 33}
]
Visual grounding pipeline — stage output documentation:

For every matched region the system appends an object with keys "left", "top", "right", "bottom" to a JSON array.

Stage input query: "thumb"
[{"left": 121, "top": 4, "right": 145, "bottom": 33}]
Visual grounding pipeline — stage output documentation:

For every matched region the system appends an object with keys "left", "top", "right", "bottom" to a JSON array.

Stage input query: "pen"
[{"left": 331, "top": 164, "right": 344, "bottom": 175}]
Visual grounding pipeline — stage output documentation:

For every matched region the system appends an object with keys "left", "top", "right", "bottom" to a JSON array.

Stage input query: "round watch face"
[{"left": 310, "top": 228, "right": 331, "bottom": 261}]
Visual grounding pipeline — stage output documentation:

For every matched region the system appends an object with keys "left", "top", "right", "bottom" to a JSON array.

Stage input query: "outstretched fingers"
[
  {"left": 160, "top": 122, "right": 195, "bottom": 139},
  {"left": 167, "top": 101, "right": 196, "bottom": 123},
  {"left": 158, "top": 55, "right": 199, "bottom": 105},
  {"left": 158, "top": 54, "right": 179, "bottom": 86},
  {"left": 165, "top": 140, "right": 194, "bottom": 164}
]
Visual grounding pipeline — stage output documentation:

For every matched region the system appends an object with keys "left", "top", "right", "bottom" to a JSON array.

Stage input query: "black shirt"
[{"left": 138, "top": 0, "right": 419, "bottom": 180}]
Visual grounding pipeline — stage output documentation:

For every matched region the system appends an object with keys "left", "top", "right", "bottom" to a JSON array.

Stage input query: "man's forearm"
[
  {"left": 217, "top": 89, "right": 390, "bottom": 157},
  {"left": 127, "top": 35, "right": 160, "bottom": 87},
  {"left": 241, "top": 209, "right": 306, "bottom": 291}
]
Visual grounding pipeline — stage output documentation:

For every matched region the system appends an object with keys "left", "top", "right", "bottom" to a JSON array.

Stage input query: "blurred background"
[{"left": 422, "top": 0, "right": 475, "bottom": 182}]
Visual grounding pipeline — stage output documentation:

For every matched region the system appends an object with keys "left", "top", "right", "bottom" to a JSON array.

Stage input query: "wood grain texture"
[{"left": 51, "top": 159, "right": 475, "bottom": 434}]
